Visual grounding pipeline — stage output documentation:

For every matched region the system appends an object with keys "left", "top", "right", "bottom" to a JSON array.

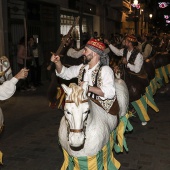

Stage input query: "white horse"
[
  {"left": 0, "top": 56, "right": 13, "bottom": 131},
  {"left": 58, "top": 78, "right": 129, "bottom": 169}
]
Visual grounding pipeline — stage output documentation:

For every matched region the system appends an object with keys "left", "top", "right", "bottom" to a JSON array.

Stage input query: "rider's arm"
[
  {"left": 55, "top": 63, "right": 83, "bottom": 80},
  {"left": 108, "top": 44, "right": 124, "bottom": 56},
  {"left": 51, "top": 54, "right": 84, "bottom": 80},
  {"left": 88, "top": 66, "right": 116, "bottom": 99},
  {"left": 100, "top": 66, "right": 116, "bottom": 99},
  {"left": 88, "top": 86, "right": 104, "bottom": 97},
  {"left": 0, "top": 77, "right": 18, "bottom": 100},
  {"left": 104, "top": 39, "right": 124, "bottom": 56}
]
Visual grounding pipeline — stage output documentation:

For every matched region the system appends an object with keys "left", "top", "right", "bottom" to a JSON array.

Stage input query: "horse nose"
[{"left": 69, "top": 132, "right": 85, "bottom": 147}]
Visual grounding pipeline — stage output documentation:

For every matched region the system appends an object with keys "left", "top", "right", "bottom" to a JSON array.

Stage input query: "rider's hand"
[
  {"left": 51, "top": 54, "right": 60, "bottom": 64},
  {"left": 104, "top": 39, "right": 110, "bottom": 45},
  {"left": 14, "top": 68, "right": 29, "bottom": 80}
]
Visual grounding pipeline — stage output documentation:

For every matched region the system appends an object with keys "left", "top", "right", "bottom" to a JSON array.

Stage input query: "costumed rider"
[
  {"left": 105, "top": 35, "right": 149, "bottom": 124},
  {"left": 139, "top": 34, "right": 154, "bottom": 60},
  {"left": 0, "top": 68, "right": 28, "bottom": 163},
  {"left": 51, "top": 38, "right": 119, "bottom": 116},
  {"left": 104, "top": 34, "right": 144, "bottom": 74},
  {"left": 0, "top": 68, "right": 29, "bottom": 100}
]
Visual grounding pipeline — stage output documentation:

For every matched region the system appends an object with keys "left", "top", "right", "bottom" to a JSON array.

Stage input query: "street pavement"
[{"left": 0, "top": 81, "right": 170, "bottom": 170}]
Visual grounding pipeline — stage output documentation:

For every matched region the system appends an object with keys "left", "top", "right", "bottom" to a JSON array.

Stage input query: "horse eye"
[
  {"left": 64, "top": 110, "right": 71, "bottom": 114},
  {"left": 84, "top": 110, "right": 90, "bottom": 114},
  {"left": 67, "top": 111, "right": 71, "bottom": 114}
]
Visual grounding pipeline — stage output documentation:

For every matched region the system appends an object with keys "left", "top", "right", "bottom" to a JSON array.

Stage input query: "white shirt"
[
  {"left": 55, "top": 63, "right": 116, "bottom": 99},
  {"left": 109, "top": 44, "right": 143, "bottom": 73},
  {"left": 0, "top": 77, "right": 18, "bottom": 100}
]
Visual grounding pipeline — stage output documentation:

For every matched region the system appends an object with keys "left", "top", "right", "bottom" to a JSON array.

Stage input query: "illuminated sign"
[
  {"left": 164, "top": 15, "right": 169, "bottom": 19},
  {"left": 131, "top": 3, "right": 140, "bottom": 9}
]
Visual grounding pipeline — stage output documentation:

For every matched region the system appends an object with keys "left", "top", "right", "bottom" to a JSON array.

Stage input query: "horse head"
[{"left": 61, "top": 82, "right": 90, "bottom": 148}]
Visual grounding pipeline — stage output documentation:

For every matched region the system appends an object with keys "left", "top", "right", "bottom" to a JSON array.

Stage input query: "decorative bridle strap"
[
  {"left": 65, "top": 99, "right": 88, "bottom": 103},
  {"left": 70, "top": 129, "right": 84, "bottom": 133},
  {"left": 65, "top": 99, "right": 89, "bottom": 134}
]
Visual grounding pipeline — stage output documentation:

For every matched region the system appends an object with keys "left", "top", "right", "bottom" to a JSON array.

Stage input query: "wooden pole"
[{"left": 24, "top": 17, "right": 27, "bottom": 68}]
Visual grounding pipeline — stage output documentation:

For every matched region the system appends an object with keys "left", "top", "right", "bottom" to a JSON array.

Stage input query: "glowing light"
[
  {"left": 133, "top": 0, "right": 138, "bottom": 5},
  {"left": 164, "top": 15, "right": 169, "bottom": 19},
  {"left": 149, "top": 14, "right": 153, "bottom": 19},
  {"left": 131, "top": 0, "right": 140, "bottom": 9}
]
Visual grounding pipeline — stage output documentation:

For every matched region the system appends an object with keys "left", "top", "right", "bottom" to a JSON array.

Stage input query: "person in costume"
[
  {"left": 159, "top": 33, "right": 169, "bottom": 52},
  {"left": 151, "top": 33, "right": 161, "bottom": 48},
  {"left": 0, "top": 68, "right": 29, "bottom": 100},
  {"left": 50, "top": 38, "right": 119, "bottom": 115},
  {"left": 46, "top": 36, "right": 84, "bottom": 109},
  {"left": 105, "top": 35, "right": 149, "bottom": 126},
  {"left": 104, "top": 34, "right": 143, "bottom": 74},
  {"left": 0, "top": 68, "right": 29, "bottom": 164},
  {"left": 138, "top": 34, "right": 154, "bottom": 60}
]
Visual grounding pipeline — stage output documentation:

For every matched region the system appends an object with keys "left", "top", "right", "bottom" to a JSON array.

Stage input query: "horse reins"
[{"left": 65, "top": 99, "right": 88, "bottom": 104}]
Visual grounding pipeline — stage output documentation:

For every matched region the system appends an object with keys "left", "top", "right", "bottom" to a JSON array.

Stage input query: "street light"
[
  {"left": 133, "top": 0, "right": 138, "bottom": 6},
  {"left": 132, "top": 0, "right": 140, "bottom": 9},
  {"left": 140, "top": 9, "right": 144, "bottom": 35},
  {"left": 149, "top": 14, "right": 153, "bottom": 33},
  {"left": 132, "top": 0, "right": 140, "bottom": 35},
  {"left": 149, "top": 14, "right": 153, "bottom": 19}
]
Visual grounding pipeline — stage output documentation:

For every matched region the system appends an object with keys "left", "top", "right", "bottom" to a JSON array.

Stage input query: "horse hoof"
[{"left": 141, "top": 122, "right": 147, "bottom": 126}]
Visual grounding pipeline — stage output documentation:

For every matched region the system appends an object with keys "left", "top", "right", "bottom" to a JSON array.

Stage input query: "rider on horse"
[{"left": 50, "top": 38, "right": 119, "bottom": 116}]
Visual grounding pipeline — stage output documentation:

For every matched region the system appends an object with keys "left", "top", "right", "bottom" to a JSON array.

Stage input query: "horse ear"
[
  {"left": 61, "top": 84, "right": 72, "bottom": 96},
  {"left": 82, "top": 81, "right": 89, "bottom": 98}
]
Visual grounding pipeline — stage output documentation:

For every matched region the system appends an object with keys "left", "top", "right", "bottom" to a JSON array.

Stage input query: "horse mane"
[{"left": 68, "top": 83, "right": 85, "bottom": 106}]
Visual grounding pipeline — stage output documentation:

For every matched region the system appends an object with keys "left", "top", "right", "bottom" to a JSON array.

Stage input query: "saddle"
[{"left": 89, "top": 97, "right": 120, "bottom": 117}]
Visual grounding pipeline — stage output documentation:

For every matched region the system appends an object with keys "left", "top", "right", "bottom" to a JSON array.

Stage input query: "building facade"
[{"left": 0, "top": 0, "right": 151, "bottom": 75}]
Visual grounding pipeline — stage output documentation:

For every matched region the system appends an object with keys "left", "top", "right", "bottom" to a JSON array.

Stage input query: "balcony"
[{"left": 109, "top": 0, "right": 131, "bottom": 11}]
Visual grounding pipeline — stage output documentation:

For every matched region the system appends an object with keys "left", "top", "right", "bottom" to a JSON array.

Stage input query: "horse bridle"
[{"left": 64, "top": 99, "right": 89, "bottom": 140}]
